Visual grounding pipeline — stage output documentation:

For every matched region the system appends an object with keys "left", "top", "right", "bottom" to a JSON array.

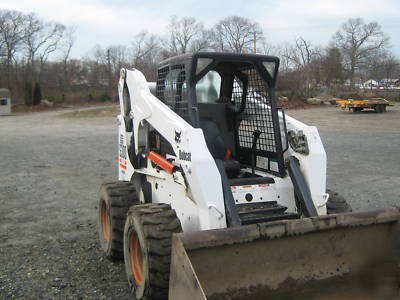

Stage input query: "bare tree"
[
  {"left": 260, "top": 39, "right": 274, "bottom": 55},
  {"left": 59, "top": 26, "right": 76, "bottom": 91},
  {"left": 189, "top": 29, "right": 212, "bottom": 53},
  {"left": 381, "top": 55, "right": 399, "bottom": 81},
  {"left": 86, "top": 45, "right": 108, "bottom": 87},
  {"left": 131, "top": 32, "right": 159, "bottom": 65},
  {"left": 0, "top": 9, "right": 26, "bottom": 89},
  {"left": 212, "top": 16, "right": 263, "bottom": 53},
  {"left": 0, "top": 9, "right": 76, "bottom": 102},
  {"left": 272, "top": 43, "right": 293, "bottom": 72},
  {"left": 365, "top": 52, "right": 399, "bottom": 84},
  {"left": 280, "top": 37, "right": 322, "bottom": 93},
  {"left": 0, "top": 27, "right": 5, "bottom": 57},
  {"left": 131, "top": 32, "right": 160, "bottom": 80},
  {"left": 23, "top": 14, "right": 65, "bottom": 82},
  {"left": 333, "top": 18, "right": 389, "bottom": 85},
  {"left": 168, "top": 16, "right": 204, "bottom": 55},
  {"left": 108, "top": 45, "right": 130, "bottom": 91},
  {"left": 37, "top": 23, "right": 65, "bottom": 77},
  {"left": 283, "top": 37, "right": 320, "bottom": 69},
  {"left": 59, "top": 26, "right": 76, "bottom": 65},
  {"left": 23, "top": 13, "right": 42, "bottom": 84},
  {"left": 109, "top": 45, "right": 129, "bottom": 72}
]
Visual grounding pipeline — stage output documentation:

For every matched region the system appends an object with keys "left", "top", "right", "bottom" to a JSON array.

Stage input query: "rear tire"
[
  {"left": 124, "top": 203, "right": 182, "bottom": 300},
  {"left": 98, "top": 182, "right": 139, "bottom": 260},
  {"left": 326, "top": 189, "right": 352, "bottom": 214}
]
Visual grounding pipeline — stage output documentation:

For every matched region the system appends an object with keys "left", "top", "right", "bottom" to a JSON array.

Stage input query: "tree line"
[{"left": 0, "top": 8, "right": 398, "bottom": 104}]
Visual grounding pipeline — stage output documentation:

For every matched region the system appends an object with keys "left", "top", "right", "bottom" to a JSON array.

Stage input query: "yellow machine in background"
[{"left": 336, "top": 98, "right": 392, "bottom": 113}]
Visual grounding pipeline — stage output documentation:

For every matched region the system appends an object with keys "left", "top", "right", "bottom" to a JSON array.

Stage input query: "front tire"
[
  {"left": 124, "top": 203, "right": 182, "bottom": 300},
  {"left": 98, "top": 182, "right": 139, "bottom": 260}
]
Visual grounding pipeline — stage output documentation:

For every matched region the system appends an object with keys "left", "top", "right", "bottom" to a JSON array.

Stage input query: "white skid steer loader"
[{"left": 98, "top": 52, "right": 400, "bottom": 299}]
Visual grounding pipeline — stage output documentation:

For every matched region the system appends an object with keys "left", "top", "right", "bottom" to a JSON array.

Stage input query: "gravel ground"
[{"left": 0, "top": 104, "right": 399, "bottom": 299}]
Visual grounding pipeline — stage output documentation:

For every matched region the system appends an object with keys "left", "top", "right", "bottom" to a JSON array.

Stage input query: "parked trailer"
[{"left": 336, "top": 98, "right": 392, "bottom": 113}]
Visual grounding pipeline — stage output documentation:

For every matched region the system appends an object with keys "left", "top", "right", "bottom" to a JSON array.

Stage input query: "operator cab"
[{"left": 154, "top": 52, "right": 288, "bottom": 179}]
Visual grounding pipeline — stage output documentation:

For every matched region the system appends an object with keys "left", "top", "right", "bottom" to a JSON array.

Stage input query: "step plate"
[{"left": 237, "top": 202, "right": 299, "bottom": 225}]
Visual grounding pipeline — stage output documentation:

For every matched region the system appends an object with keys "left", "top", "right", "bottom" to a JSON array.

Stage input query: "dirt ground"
[{"left": 1, "top": 104, "right": 399, "bottom": 299}]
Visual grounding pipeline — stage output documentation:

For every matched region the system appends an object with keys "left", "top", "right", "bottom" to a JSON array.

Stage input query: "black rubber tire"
[
  {"left": 123, "top": 203, "right": 182, "bottom": 300},
  {"left": 374, "top": 104, "right": 384, "bottom": 113},
  {"left": 326, "top": 189, "right": 352, "bottom": 214},
  {"left": 98, "top": 182, "right": 139, "bottom": 260}
]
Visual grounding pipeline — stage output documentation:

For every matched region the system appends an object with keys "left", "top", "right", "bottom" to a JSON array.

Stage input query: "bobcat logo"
[{"left": 175, "top": 130, "right": 182, "bottom": 144}]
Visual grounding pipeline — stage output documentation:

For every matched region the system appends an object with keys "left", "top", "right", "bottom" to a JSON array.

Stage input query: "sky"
[{"left": 2, "top": 0, "right": 400, "bottom": 59}]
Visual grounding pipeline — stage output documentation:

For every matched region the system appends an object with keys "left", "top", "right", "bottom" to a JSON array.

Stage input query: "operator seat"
[{"left": 200, "top": 118, "right": 240, "bottom": 178}]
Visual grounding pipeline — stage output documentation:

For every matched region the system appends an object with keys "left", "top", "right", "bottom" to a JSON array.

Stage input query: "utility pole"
[{"left": 253, "top": 32, "right": 257, "bottom": 54}]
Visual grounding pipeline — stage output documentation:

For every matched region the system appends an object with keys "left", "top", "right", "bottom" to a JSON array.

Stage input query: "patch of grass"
[
  {"left": 45, "top": 89, "right": 116, "bottom": 105},
  {"left": 58, "top": 106, "right": 119, "bottom": 118}
]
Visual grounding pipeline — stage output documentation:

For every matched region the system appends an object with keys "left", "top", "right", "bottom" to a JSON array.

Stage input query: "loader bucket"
[{"left": 169, "top": 208, "right": 400, "bottom": 300}]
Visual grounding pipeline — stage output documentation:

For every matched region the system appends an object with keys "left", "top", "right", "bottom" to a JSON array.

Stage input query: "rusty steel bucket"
[{"left": 169, "top": 208, "right": 400, "bottom": 300}]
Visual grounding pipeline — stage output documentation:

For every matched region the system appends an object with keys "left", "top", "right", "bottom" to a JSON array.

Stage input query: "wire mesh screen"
[
  {"left": 156, "top": 66, "right": 169, "bottom": 102},
  {"left": 155, "top": 64, "right": 188, "bottom": 119},
  {"left": 234, "top": 67, "right": 280, "bottom": 173},
  {"left": 237, "top": 68, "right": 276, "bottom": 151},
  {"left": 154, "top": 64, "right": 187, "bottom": 157}
]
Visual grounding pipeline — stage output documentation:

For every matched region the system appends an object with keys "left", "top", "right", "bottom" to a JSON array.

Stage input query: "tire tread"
[
  {"left": 99, "top": 181, "right": 139, "bottom": 260},
  {"left": 126, "top": 203, "right": 182, "bottom": 299}
]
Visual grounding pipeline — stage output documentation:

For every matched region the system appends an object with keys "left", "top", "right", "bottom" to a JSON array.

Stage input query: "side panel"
[
  {"left": 147, "top": 174, "right": 201, "bottom": 233},
  {"left": 284, "top": 113, "right": 328, "bottom": 214}
]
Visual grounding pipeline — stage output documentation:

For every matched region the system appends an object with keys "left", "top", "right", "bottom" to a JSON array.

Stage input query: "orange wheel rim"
[
  {"left": 130, "top": 231, "right": 144, "bottom": 285},
  {"left": 100, "top": 201, "right": 110, "bottom": 241}
]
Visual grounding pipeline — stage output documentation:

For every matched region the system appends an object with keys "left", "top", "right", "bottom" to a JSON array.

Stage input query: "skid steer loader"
[{"left": 98, "top": 52, "right": 400, "bottom": 299}]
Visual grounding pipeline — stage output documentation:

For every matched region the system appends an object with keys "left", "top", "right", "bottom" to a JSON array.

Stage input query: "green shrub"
[
  {"left": 33, "top": 83, "right": 42, "bottom": 105},
  {"left": 100, "top": 91, "right": 110, "bottom": 102},
  {"left": 24, "top": 82, "right": 33, "bottom": 106}
]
